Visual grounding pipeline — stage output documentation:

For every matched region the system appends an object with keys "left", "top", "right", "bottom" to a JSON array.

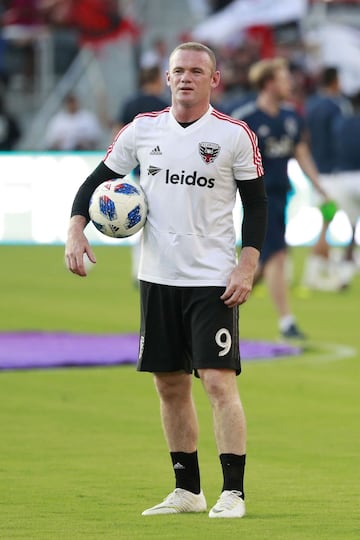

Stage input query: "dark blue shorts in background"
[{"left": 259, "top": 193, "right": 287, "bottom": 265}]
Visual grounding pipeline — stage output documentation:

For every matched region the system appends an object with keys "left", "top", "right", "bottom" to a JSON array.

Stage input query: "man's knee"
[
  {"left": 198, "top": 369, "right": 238, "bottom": 403},
  {"left": 154, "top": 372, "right": 192, "bottom": 402}
]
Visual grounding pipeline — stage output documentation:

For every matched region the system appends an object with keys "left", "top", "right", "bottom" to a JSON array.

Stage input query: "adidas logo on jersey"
[
  {"left": 150, "top": 145, "right": 162, "bottom": 155},
  {"left": 173, "top": 462, "right": 186, "bottom": 470}
]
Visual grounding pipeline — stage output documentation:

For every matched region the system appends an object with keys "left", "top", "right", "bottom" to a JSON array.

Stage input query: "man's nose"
[{"left": 181, "top": 71, "right": 191, "bottom": 82}]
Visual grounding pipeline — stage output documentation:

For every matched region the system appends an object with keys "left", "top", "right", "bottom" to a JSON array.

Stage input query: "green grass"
[{"left": 1, "top": 245, "right": 359, "bottom": 539}]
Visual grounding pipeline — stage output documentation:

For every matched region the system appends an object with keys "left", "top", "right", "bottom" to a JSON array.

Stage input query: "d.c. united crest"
[{"left": 199, "top": 142, "right": 220, "bottom": 164}]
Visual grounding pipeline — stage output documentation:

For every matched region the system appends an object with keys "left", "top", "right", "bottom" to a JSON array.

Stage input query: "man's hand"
[
  {"left": 64, "top": 216, "right": 96, "bottom": 277},
  {"left": 220, "top": 246, "right": 259, "bottom": 308}
]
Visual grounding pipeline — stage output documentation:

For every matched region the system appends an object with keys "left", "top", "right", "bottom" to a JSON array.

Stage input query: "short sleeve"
[
  {"left": 233, "top": 123, "right": 264, "bottom": 180},
  {"left": 104, "top": 122, "right": 139, "bottom": 175}
]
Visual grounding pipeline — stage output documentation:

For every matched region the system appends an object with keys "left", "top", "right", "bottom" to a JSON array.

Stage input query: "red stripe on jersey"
[
  {"left": 103, "top": 122, "right": 131, "bottom": 161},
  {"left": 211, "top": 108, "right": 264, "bottom": 177},
  {"left": 134, "top": 107, "right": 170, "bottom": 120},
  {"left": 104, "top": 108, "right": 170, "bottom": 161}
]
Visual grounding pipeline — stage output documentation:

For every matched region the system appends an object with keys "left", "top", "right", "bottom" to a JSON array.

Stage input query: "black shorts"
[{"left": 137, "top": 281, "right": 241, "bottom": 376}]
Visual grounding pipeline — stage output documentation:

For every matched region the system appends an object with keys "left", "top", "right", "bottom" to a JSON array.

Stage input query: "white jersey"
[{"left": 104, "top": 105, "right": 263, "bottom": 286}]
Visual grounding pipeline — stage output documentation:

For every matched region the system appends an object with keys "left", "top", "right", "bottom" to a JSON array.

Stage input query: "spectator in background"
[
  {"left": 113, "top": 64, "right": 169, "bottom": 283},
  {"left": 302, "top": 66, "right": 353, "bottom": 291},
  {"left": 331, "top": 90, "right": 360, "bottom": 286},
  {"left": 1, "top": 0, "right": 45, "bottom": 90},
  {"left": 230, "top": 57, "right": 330, "bottom": 341},
  {"left": 140, "top": 36, "right": 169, "bottom": 76},
  {"left": 114, "top": 64, "right": 169, "bottom": 131},
  {"left": 0, "top": 89, "right": 21, "bottom": 149},
  {"left": 44, "top": 92, "right": 104, "bottom": 150},
  {"left": 0, "top": 9, "right": 10, "bottom": 87},
  {"left": 217, "top": 42, "right": 260, "bottom": 114}
]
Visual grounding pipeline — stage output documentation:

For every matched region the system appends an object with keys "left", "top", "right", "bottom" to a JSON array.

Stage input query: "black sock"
[
  {"left": 220, "top": 453, "right": 246, "bottom": 499},
  {"left": 170, "top": 451, "right": 201, "bottom": 494}
]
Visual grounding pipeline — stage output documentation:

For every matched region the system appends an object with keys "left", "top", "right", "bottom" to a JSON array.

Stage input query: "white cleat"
[
  {"left": 338, "top": 260, "right": 356, "bottom": 289},
  {"left": 209, "top": 490, "right": 246, "bottom": 518},
  {"left": 142, "top": 488, "right": 207, "bottom": 515},
  {"left": 302, "top": 255, "right": 343, "bottom": 292}
]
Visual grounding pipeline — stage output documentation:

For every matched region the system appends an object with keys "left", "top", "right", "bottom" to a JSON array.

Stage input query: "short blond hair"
[
  {"left": 248, "top": 57, "right": 288, "bottom": 90},
  {"left": 169, "top": 42, "right": 217, "bottom": 73}
]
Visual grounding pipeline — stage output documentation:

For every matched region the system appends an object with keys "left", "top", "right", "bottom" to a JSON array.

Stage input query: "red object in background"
[
  {"left": 246, "top": 25, "right": 275, "bottom": 58},
  {"left": 3, "top": 0, "right": 44, "bottom": 26},
  {"left": 65, "top": 0, "right": 139, "bottom": 45}
]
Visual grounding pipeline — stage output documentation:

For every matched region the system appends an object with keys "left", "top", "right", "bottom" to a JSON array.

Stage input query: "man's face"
[
  {"left": 272, "top": 67, "right": 292, "bottom": 101},
  {"left": 65, "top": 96, "right": 79, "bottom": 114},
  {"left": 166, "top": 49, "right": 220, "bottom": 107}
]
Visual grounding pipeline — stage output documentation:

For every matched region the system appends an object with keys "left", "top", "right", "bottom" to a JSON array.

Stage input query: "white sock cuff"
[{"left": 279, "top": 314, "right": 295, "bottom": 332}]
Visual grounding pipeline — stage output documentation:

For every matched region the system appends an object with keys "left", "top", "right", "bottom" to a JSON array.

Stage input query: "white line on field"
[{"left": 300, "top": 342, "right": 357, "bottom": 364}]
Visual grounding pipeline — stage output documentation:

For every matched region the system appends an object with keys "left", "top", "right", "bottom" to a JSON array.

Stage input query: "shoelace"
[{"left": 161, "top": 489, "right": 193, "bottom": 510}]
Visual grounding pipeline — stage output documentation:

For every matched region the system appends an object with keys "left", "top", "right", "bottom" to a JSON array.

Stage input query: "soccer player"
[
  {"left": 230, "top": 58, "right": 330, "bottom": 340},
  {"left": 332, "top": 90, "right": 360, "bottom": 286},
  {"left": 302, "top": 67, "right": 354, "bottom": 290},
  {"left": 65, "top": 42, "right": 267, "bottom": 518}
]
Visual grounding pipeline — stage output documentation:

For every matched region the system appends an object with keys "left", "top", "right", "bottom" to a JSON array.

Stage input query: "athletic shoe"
[
  {"left": 142, "top": 488, "right": 207, "bottom": 515},
  {"left": 302, "top": 255, "right": 342, "bottom": 292},
  {"left": 338, "top": 260, "right": 356, "bottom": 289},
  {"left": 281, "top": 323, "right": 306, "bottom": 341},
  {"left": 209, "top": 490, "right": 246, "bottom": 518}
]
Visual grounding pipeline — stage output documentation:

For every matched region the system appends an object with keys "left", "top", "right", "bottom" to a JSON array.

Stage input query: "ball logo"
[
  {"left": 114, "top": 182, "right": 140, "bottom": 196},
  {"left": 199, "top": 142, "right": 220, "bottom": 164},
  {"left": 99, "top": 195, "right": 117, "bottom": 221},
  {"left": 126, "top": 204, "right": 142, "bottom": 229}
]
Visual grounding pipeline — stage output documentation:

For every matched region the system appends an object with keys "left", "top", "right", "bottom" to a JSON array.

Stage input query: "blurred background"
[{"left": 0, "top": 0, "right": 359, "bottom": 248}]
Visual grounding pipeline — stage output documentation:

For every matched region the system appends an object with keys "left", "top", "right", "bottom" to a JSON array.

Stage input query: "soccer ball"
[{"left": 89, "top": 178, "right": 147, "bottom": 238}]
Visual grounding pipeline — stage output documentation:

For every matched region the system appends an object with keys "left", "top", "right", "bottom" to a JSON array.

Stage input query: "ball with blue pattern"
[{"left": 89, "top": 178, "right": 148, "bottom": 238}]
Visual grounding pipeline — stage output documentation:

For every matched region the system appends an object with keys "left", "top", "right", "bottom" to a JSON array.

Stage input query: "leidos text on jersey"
[{"left": 165, "top": 169, "right": 215, "bottom": 188}]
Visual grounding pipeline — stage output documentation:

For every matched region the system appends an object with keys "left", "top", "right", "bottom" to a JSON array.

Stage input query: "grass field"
[{"left": 1, "top": 245, "right": 359, "bottom": 539}]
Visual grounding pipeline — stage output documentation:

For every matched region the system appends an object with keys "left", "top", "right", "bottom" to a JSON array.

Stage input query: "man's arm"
[
  {"left": 71, "top": 161, "right": 123, "bottom": 220},
  {"left": 294, "top": 141, "right": 328, "bottom": 199},
  {"left": 221, "top": 177, "right": 268, "bottom": 307},
  {"left": 65, "top": 162, "right": 123, "bottom": 277},
  {"left": 237, "top": 176, "right": 267, "bottom": 252}
]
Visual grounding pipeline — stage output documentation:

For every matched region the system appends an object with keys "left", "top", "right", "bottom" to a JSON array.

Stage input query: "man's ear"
[{"left": 211, "top": 70, "right": 221, "bottom": 90}]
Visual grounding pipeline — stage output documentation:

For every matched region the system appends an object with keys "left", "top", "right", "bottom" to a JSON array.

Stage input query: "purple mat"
[{"left": 0, "top": 332, "right": 301, "bottom": 371}]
